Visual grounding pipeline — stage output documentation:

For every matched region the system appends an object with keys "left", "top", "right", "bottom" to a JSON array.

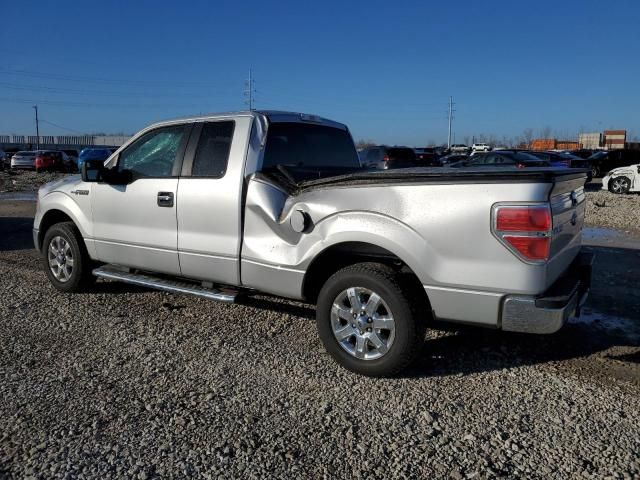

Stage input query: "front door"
[{"left": 91, "top": 123, "right": 191, "bottom": 275}]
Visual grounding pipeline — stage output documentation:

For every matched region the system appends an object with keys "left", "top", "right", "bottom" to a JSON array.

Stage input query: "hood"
[
  {"left": 38, "top": 174, "right": 85, "bottom": 197},
  {"left": 608, "top": 164, "right": 638, "bottom": 175}
]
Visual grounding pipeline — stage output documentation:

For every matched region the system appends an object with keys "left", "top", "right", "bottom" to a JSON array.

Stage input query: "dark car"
[
  {"left": 569, "top": 149, "right": 596, "bottom": 159},
  {"left": 451, "top": 151, "right": 551, "bottom": 168},
  {"left": 77, "top": 148, "right": 113, "bottom": 170},
  {"left": 528, "top": 151, "right": 590, "bottom": 168},
  {"left": 359, "top": 146, "right": 418, "bottom": 169},
  {"left": 588, "top": 149, "right": 640, "bottom": 177},
  {"left": 414, "top": 147, "right": 441, "bottom": 166},
  {"left": 439, "top": 154, "right": 468, "bottom": 166}
]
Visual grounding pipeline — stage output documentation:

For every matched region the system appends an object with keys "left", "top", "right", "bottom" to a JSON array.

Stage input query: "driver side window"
[{"left": 118, "top": 124, "right": 186, "bottom": 177}]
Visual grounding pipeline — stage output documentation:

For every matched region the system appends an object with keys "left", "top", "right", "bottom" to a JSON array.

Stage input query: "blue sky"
[{"left": 1, "top": 0, "right": 639, "bottom": 145}]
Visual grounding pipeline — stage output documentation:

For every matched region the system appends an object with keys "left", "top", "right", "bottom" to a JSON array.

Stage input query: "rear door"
[
  {"left": 176, "top": 116, "right": 251, "bottom": 285},
  {"left": 91, "top": 123, "right": 191, "bottom": 275}
]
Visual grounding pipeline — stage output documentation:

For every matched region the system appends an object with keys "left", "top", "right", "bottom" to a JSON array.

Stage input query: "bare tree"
[
  {"left": 540, "top": 126, "right": 552, "bottom": 139},
  {"left": 355, "top": 139, "right": 376, "bottom": 149},
  {"left": 522, "top": 128, "right": 533, "bottom": 148}
]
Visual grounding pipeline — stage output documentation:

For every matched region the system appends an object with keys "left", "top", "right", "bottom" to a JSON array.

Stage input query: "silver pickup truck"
[{"left": 34, "top": 111, "right": 592, "bottom": 376}]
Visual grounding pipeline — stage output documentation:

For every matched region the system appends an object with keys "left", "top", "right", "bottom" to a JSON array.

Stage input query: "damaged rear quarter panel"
[{"left": 240, "top": 175, "right": 553, "bottom": 300}]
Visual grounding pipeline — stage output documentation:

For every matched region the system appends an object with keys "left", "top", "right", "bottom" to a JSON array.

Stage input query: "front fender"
[{"left": 36, "top": 191, "right": 95, "bottom": 257}]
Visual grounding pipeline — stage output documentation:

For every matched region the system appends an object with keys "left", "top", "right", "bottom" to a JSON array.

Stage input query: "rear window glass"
[
  {"left": 191, "top": 121, "right": 234, "bottom": 177},
  {"left": 262, "top": 122, "right": 359, "bottom": 169}
]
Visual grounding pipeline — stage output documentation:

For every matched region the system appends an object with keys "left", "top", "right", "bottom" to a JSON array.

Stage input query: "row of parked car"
[
  {"left": 357, "top": 145, "right": 640, "bottom": 193},
  {"left": 0, "top": 147, "right": 115, "bottom": 173}
]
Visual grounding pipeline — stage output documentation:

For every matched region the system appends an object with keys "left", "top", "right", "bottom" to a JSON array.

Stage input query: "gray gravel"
[
  {"left": 585, "top": 186, "right": 640, "bottom": 234},
  {"left": 1, "top": 202, "right": 639, "bottom": 479},
  {"left": 0, "top": 169, "right": 68, "bottom": 194}
]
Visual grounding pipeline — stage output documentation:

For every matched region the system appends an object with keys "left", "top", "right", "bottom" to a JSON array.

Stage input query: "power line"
[
  {"left": 39, "top": 119, "right": 85, "bottom": 134},
  {"left": 0, "top": 68, "right": 221, "bottom": 88},
  {"left": 0, "top": 81, "right": 232, "bottom": 98}
]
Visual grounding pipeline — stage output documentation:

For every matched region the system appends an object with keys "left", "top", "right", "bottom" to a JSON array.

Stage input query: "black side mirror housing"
[{"left": 81, "top": 159, "right": 105, "bottom": 182}]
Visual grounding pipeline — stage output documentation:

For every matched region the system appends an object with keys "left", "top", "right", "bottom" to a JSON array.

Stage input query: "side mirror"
[{"left": 81, "top": 159, "right": 105, "bottom": 182}]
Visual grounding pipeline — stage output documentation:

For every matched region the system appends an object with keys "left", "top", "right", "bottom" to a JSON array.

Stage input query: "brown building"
[{"left": 603, "top": 130, "right": 626, "bottom": 150}]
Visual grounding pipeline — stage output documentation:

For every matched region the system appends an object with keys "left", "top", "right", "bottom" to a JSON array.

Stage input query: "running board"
[{"left": 92, "top": 265, "right": 238, "bottom": 303}]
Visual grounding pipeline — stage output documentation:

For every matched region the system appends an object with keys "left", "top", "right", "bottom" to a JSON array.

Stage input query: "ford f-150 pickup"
[{"left": 34, "top": 111, "right": 592, "bottom": 376}]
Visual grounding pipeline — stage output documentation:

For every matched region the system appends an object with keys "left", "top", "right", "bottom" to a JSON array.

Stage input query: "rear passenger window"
[{"left": 191, "top": 121, "right": 234, "bottom": 177}]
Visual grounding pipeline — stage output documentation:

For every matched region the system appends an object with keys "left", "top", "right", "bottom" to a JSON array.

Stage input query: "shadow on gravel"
[
  {"left": 242, "top": 296, "right": 316, "bottom": 320},
  {"left": 406, "top": 320, "right": 639, "bottom": 379},
  {"left": 0, "top": 217, "right": 35, "bottom": 251}
]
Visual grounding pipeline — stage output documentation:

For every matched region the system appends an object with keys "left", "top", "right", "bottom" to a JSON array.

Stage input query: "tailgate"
[{"left": 546, "top": 174, "right": 587, "bottom": 286}]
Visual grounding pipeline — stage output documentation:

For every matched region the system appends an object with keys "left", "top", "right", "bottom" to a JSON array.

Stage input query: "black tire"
[
  {"left": 591, "top": 164, "right": 601, "bottom": 178},
  {"left": 316, "top": 262, "right": 425, "bottom": 377},
  {"left": 42, "top": 222, "right": 95, "bottom": 292},
  {"left": 608, "top": 176, "right": 631, "bottom": 194}
]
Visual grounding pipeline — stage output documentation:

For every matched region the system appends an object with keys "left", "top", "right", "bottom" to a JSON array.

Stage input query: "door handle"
[{"left": 157, "top": 192, "right": 174, "bottom": 207}]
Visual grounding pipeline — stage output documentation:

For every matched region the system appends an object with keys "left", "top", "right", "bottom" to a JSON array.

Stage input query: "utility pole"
[
  {"left": 244, "top": 68, "right": 255, "bottom": 111},
  {"left": 33, "top": 105, "right": 40, "bottom": 149},
  {"left": 447, "top": 96, "right": 454, "bottom": 149}
]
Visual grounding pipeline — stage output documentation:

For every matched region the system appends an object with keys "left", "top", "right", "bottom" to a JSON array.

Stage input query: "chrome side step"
[{"left": 92, "top": 265, "right": 237, "bottom": 303}]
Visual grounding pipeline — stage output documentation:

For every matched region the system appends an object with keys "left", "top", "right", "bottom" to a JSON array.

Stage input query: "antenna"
[{"left": 244, "top": 68, "right": 256, "bottom": 111}]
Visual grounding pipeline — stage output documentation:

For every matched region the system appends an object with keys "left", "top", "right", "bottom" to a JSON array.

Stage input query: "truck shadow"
[
  {"left": 0, "top": 217, "right": 35, "bottom": 251},
  {"left": 407, "top": 316, "right": 639, "bottom": 379}
]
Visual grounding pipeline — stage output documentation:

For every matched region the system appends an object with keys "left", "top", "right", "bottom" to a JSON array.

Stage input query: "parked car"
[
  {"left": 588, "top": 149, "right": 640, "bottom": 178},
  {"left": 451, "top": 151, "right": 551, "bottom": 168},
  {"left": 569, "top": 149, "right": 597, "bottom": 159},
  {"left": 602, "top": 164, "right": 640, "bottom": 194},
  {"left": 472, "top": 143, "right": 491, "bottom": 152},
  {"left": 359, "top": 146, "right": 418, "bottom": 169},
  {"left": 77, "top": 148, "right": 113, "bottom": 170},
  {"left": 34, "top": 150, "right": 75, "bottom": 173},
  {"left": 34, "top": 111, "right": 591, "bottom": 377},
  {"left": 10, "top": 151, "right": 37, "bottom": 169},
  {"left": 439, "top": 154, "right": 468, "bottom": 166},
  {"left": 450, "top": 144, "right": 470, "bottom": 154},
  {"left": 0, "top": 149, "right": 4, "bottom": 170},
  {"left": 528, "top": 151, "right": 590, "bottom": 168},
  {"left": 414, "top": 148, "right": 441, "bottom": 166}
]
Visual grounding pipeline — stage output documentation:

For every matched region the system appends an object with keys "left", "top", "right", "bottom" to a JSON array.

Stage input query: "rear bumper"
[{"left": 501, "top": 250, "right": 593, "bottom": 334}]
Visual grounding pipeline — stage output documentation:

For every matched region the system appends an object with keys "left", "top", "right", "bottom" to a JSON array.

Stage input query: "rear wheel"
[
  {"left": 316, "top": 262, "right": 424, "bottom": 377},
  {"left": 591, "top": 164, "right": 601, "bottom": 178},
  {"left": 609, "top": 176, "right": 630, "bottom": 194},
  {"left": 42, "top": 222, "right": 95, "bottom": 292}
]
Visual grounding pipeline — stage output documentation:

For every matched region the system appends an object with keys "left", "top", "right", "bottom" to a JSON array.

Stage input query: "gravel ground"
[
  {"left": 1, "top": 202, "right": 639, "bottom": 479},
  {"left": 585, "top": 184, "right": 640, "bottom": 234},
  {"left": 0, "top": 169, "right": 67, "bottom": 194}
]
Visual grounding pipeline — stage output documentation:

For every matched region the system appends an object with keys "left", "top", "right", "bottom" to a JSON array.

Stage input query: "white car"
[
  {"left": 472, "top": 143, "right": 491, "bottom": 152},
  {"left": 602, "top": 164, "right": 640, "bottom": 194},
  {"left": 10, "top": 151, "right": 37, "bottom": 169},
  {"left": 450, "top": 144, "right": 469, "bottom": 153}
]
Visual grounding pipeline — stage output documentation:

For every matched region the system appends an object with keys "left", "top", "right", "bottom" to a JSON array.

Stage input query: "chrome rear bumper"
[{"left": 501, "top": 250, "right": 593, "bottom": 334}]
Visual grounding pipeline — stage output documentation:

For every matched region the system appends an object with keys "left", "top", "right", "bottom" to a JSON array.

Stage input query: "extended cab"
[{"left": 34, "top": 111, "right": 592, "bottom": 376}]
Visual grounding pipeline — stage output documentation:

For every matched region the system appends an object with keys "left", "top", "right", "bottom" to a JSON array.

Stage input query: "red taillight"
[
  {"left": 516, "top": 163, "right": 526, "bottom": 169},
  {"left": 496, "top": 206, "right": 551, "bottom": 232},
  {"left": 493, "top": 205, "right": 552, "bottom": 262},
  {"left": 503, "top": 236, "right": 550, "bottom": 261},
  {"left": 383, "top": 155, "right": 389, "bottom": 162}
]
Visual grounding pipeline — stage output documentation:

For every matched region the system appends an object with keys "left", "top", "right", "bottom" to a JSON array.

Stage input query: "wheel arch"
[{"left": 302, "top": 241, "right": 429, "bottom": 310}]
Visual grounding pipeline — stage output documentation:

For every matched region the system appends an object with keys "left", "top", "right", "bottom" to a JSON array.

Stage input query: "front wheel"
[
  {"left": 591, "top": 165, "right": 601, "bottom": 178},
  {"left": 609, "top": 176, "right": 631, "bottom": 194},
  {"left": 316, "top": 263, "right": 424, "bottom": 377},
  {"left": 42, "top": 222, "right": 95, "bottom": 292}
]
